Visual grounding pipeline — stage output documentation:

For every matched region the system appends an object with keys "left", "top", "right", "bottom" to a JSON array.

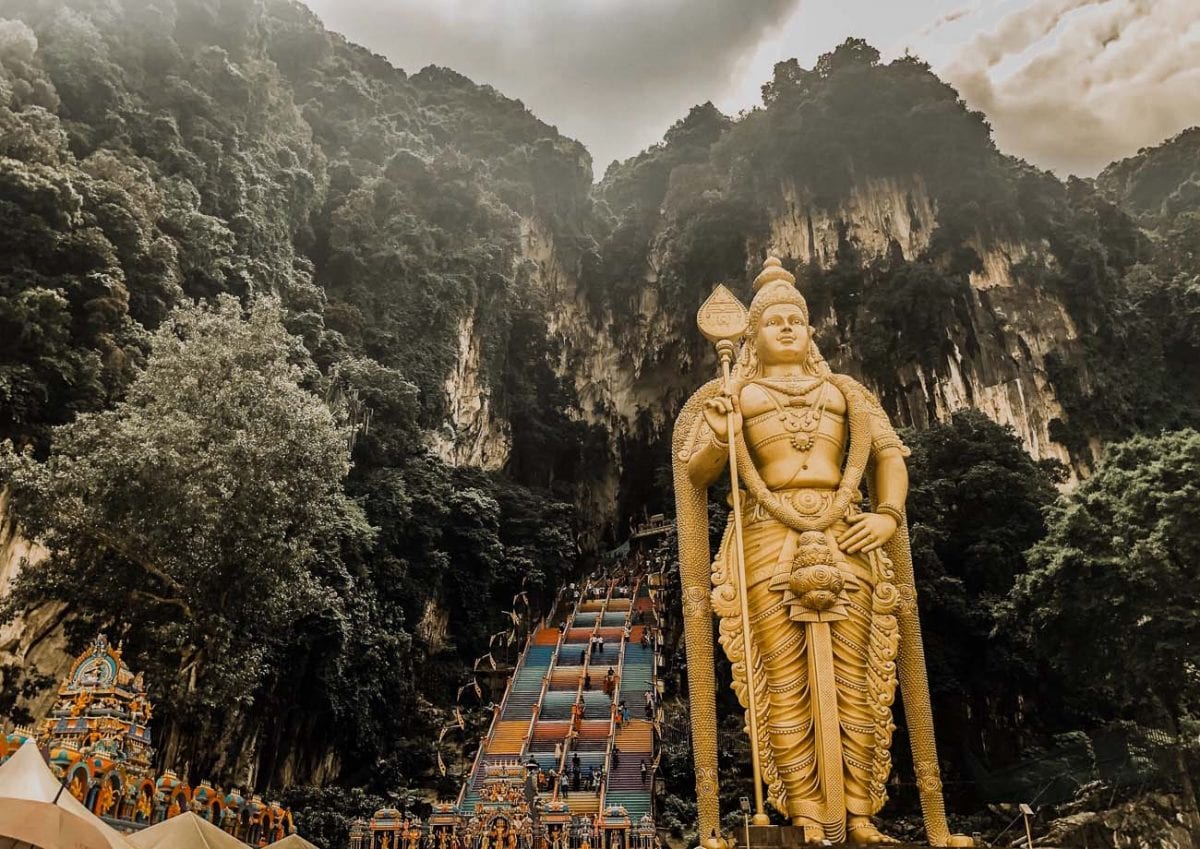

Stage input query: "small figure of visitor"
[
  {"left": 559, "top": 770, "right": 570, "bottom": 798},
  {"left": 584, "top": 672, "right": 592, "bottom": 690},
  {"left": 640, "top": 759, "right": 648, "bottom": 785}
]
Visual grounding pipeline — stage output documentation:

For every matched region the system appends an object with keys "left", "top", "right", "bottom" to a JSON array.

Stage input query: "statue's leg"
[
  {"left": 742, "top": 521, "right": 823, "bottom": 829},
  {"left": 834, "top": 547, "right": 898, "bottom": 844}
]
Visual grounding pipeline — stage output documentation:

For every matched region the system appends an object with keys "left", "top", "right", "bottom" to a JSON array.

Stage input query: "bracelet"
[
  {"left": 710, "top": 431, "right": 728, "bottom": 449},
  {"left": 875, "top": 502, "right": 904, "bottom": 524}
]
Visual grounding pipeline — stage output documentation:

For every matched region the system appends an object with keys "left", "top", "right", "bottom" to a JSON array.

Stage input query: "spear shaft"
[{"left": 716, "top": 339, "right": 769, "bottom": 826}]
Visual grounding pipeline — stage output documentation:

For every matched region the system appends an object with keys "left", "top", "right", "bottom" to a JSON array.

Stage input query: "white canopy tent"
[
  {"left": 268, "top": 834, "right": 321, "bottom": 849},
  {"left": 127, "top": 812, "right": 248, "bottom": 849},
  {"left": 0, "top": 740, "right": 132, "bottom": 849}
]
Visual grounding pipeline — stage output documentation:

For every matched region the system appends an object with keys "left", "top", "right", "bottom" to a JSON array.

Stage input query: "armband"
[{"left": 875, "top": 502, "right": 904, "bottom": 524}]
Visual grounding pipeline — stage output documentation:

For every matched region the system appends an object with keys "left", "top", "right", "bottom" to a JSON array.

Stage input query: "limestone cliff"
[
  {"left": 501, "top": 173, "right": 1087, "bottom": 516},
  {"left": 428, "top": 313, "right": 512, "bottom": 471},
  {"left": 0, "top": 491, "right": 69, "bottom": 723}
]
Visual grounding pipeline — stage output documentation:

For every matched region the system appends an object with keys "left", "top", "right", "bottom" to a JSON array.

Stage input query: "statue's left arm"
[{"left": 838, "top": 388, "right": 911, "bottom": 554}]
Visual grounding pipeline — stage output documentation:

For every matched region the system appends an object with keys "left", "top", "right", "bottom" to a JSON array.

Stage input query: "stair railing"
[
  {"left": 553, "top": 579, "right": 594, "bottom": 802},
  {"left": 598, "top": 576, "right": 640, "bottom": 813},
  {"left": 455, "top": 608, "right": 540, "bottom": 809},
  {"left": 522, "top": 599, "right": 572, "bottom": 764}
]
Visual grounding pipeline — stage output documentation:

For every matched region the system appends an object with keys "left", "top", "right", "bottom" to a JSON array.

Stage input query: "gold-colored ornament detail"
[{"left": 683, "top": 586, "right": 710, "bottom": 619}]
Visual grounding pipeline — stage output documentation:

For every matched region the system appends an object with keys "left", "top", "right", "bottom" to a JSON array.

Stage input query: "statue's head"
[{"left": 739, "top": 257, "right": 829, "bottom": 378}]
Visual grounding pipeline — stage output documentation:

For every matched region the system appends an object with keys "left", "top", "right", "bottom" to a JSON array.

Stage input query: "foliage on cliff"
[
  {"left": 0, "top": 0, "right": 588, "bottom": 791},
  {"left": 0, "top": 297, "right": 379, "bottom": 777}
]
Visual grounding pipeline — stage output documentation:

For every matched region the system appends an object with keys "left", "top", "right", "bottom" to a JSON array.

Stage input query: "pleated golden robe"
[{"left": 711, "top": 491, "right": 901, "bottom": 834}]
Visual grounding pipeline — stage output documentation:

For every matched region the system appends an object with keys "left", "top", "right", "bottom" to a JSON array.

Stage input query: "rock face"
[
  {"left": 767, "top": 175, "right": 1079, "bottom": 470},
  {"left": 428, "top": 313, "right": 512, "bottom": 470},
  {"left": 1043, "top": 795, "right": 1198, "bottom": 849},
  {"left": 507, "top": 174, "right": 1087, "bottom": 513},
  {"left": 769, "top": 176, "right": 938, "bottom": 264},
  {"left": 0, "top": 491, "right": 71, "bottom": 723}
]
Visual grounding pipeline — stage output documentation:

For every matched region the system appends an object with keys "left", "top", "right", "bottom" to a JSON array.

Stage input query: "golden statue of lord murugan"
[{"left": 672, "top": 257, "right": 972, "bottom": 847}]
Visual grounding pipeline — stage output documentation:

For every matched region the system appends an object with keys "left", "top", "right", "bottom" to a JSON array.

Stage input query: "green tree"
[
  {"left": 0, "top": 296, "right": 375, "bottom": 777},
  {"left": 1008, "top": 429, "right": 1200, "bottom": 815},
  {"left": 903, "top": 411, "right": 1064, "bottom": 784}
]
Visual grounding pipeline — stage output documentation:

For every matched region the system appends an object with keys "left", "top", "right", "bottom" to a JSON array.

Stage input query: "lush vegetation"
[
  {"left": 0, "top": 0, "right": 1197, "bottom": 841},
  {"left": 0, "top": 0, "right": 588, "bottom": 795}
]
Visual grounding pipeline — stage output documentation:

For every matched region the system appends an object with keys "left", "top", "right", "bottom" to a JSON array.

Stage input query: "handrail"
[
  {"left": 521, "top": 609, "right": 570, "bottom": 761},
  {"left": 598, "top": 576, "right": 639, "bottom": 813},
  {"left": 554, "top": 577, "right": 612, "bottom": 803},
  {"left": 455, "top": 614, "right": 539, "bottom": 810},
  {"left": 451, "top": 729, "right": 484, "bottom": 810},
  {"left": 552, "top": 584, "right": 590, "bottom": 802}
]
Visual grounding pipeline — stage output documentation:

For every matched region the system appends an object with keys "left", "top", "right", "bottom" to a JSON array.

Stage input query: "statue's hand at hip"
[
  {"left": 702, "top": 393, "right": 742, "bottom": 443},
  {"left": 837, "top": 512, "right": 898, "bottom": 554}
]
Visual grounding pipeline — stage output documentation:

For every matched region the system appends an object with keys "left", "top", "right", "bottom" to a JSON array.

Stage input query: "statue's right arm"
[{"left": 686, "top": 418, "right": 730, "bottom": 489}]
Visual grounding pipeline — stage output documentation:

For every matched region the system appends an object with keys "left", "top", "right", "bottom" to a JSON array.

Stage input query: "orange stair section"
[
  {"left": 487, "top": 721, "right": 529, "bottom": 755},
  {"left": 615, "top": 720, "right": 653, "bottom": 750}
]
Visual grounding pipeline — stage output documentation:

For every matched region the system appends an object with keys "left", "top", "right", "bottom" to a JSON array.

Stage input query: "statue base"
[{"left": 727, "top": 825, "right": 950, "bottom": 848}]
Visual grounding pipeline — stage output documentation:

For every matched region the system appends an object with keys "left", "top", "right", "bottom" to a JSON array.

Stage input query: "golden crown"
[{"left": 749, "top": 256, "right": 808, "bottom": 329}]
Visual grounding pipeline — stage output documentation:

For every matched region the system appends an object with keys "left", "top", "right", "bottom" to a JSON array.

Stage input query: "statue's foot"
[
  {"left": 943, "top": 835, "right": 974, "bottom": 847},
  {"left": 847, "top": 817, "right": 898, "bottom": 845},
  {"left": 789, "top": 817, "right": 825, "bottom": 844}
]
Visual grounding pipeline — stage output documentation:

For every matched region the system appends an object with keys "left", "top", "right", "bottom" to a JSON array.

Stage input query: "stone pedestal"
[{"left": 726, "top": 825, "right": 937, "bottom": 848}]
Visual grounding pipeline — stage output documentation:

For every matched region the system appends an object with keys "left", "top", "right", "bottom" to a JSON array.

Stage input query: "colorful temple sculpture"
[
  {"left": 0, "top": 634, "right": 294, "bottom": 842},
  {"left": 350, "top": 566, "right": 665, "bottom": 849}
]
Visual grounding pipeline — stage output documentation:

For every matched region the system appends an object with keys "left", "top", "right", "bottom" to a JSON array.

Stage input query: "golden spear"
[{"left": 696, "top": 284, "right": 770, "bottom": 826}]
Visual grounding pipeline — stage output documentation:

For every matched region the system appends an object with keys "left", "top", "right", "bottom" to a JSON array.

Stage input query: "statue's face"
[{"left": 756, "top": 304, "right": 809, "bottom": 365}]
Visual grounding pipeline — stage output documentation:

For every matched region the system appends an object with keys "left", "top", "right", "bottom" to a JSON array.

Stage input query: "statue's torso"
[{"left": 740, "top": 378, "right": 847, "bottom": 490}]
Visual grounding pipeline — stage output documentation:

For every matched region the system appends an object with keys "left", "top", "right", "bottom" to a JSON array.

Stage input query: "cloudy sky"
[{"left": 301, "top": 0, "right": 1200, "bottom": 178}]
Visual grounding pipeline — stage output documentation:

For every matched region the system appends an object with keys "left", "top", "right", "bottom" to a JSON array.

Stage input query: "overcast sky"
[{"left": 301, "top": 0, "right": 1200, "bottom": 179}]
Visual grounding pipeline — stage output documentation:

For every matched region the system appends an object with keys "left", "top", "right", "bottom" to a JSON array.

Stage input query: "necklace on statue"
[{"left": 758, "top": 379, "right": 829, "bottom": 465}]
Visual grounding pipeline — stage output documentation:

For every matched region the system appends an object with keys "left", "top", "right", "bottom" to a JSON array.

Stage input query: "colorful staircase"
[{"left": 457, "top": 574, "right": 661, "bottom": 825}]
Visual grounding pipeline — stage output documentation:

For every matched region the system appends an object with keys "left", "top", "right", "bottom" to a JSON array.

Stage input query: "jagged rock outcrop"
[
  {"left": 0, "top": 491, "right": 70, "bottom": 722},
  {"left": 1042, "top": 795, "right": 1198, "bottom": 849},
  {"left": 514, "top": 173, "right": 1085, "bottom": 502},
  {"left": 428, "top": 314, "right": 512, "bottom": 470},
  {"left": 769, "top": 176, "right": 937, "bottom": 264},
  {"left": 764, "top": 175, "right": 1079, "bottom": 469}
]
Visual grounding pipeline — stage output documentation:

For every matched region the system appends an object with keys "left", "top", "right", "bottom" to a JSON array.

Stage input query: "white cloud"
[
  {"left": 300, "top": 0, "right": 1200, "bottom": 178},
  {"left": 943, "top": 0, "right": 1200, "bottom": 175}
]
